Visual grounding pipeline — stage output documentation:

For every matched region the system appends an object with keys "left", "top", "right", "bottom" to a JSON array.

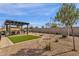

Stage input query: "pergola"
[{"left": 4, "top": 20, "right": 29, "bottom": 36}]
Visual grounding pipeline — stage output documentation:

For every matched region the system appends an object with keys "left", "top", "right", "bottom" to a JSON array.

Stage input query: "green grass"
[{"left": 8, "top": 35, "right": 40, "bottom": 43}]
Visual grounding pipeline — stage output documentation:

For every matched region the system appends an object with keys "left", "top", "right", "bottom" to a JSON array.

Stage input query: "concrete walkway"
[
  {"left": 0, "top": 36, "right": 13, "bottom": 48},
  {"left": 0, "top": 33, "right": 41, "bottom": 48}
]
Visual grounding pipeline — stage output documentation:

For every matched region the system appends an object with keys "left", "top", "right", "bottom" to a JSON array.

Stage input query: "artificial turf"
[{"left": 8, "top": 35, "right": 40, "bottom": 43}]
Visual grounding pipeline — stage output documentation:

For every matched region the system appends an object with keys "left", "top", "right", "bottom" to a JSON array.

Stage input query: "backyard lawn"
[{"left": 8, "top": 35, "right": 40, "bottom": 43}]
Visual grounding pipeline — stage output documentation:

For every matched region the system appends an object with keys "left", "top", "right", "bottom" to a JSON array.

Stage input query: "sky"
[{"left": 0, "top": 3, "right": 79, "bottom": 28}]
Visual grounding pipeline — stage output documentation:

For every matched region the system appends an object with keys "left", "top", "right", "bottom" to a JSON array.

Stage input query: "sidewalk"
[{"left": 0, "top": 36, "right": 13, "bottom": 48}]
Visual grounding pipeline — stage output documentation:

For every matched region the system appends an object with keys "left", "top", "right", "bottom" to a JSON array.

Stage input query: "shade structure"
[
  {"left": 4, "top": 20, "right": 29, "bottom": 36},
  {"left": 4, "top": 20, "right": 29, "bottom": 25}
]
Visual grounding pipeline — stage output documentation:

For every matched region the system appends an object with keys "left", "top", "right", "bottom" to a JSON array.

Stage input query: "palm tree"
[{"left": 55, "top": 3, "right": 79, "bottom": 51}]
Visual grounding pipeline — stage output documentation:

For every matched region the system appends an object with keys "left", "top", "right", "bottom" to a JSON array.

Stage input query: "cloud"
[
  {"left": 76, "top": 3, "right": 79, "bottom": 8},
  {"left": 0, "top": 3, "right": 62, "bottom": 27},
  {"left": 36, "top": 5, "right": 60, "bottom": 16},
  {"left": 0, "top": 3, "right": 45, "bottom": 16},
  {"left": 0, "top": 3, "right": 44, "bottom": 8},
  {"left": 0, "top": 3, "right": 61, "bottom": 16},
  {"left": 14, "top": 3, "right": 45, "bottom": 8},
  {"left": 0, "top": 3, "right": 44, "bottom": 15}
]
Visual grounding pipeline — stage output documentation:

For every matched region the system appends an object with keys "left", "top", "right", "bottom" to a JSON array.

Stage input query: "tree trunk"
[
  {"left": 66, "top": 25, "right": 70, "bottom": 37},
  {"left": 71, "top": 25, "right": 76, "bottom": 51},
  {"left": 68, "top": 25, "right": 70, "bottom": 36}
]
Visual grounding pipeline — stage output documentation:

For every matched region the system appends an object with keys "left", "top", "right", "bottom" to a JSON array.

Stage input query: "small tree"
[
  {"left": 29, "top": 26, "right": 33, "bottom": 29},
  {"left": 51, "top": 23, "right": 58, "bottom": 28},
  {"left": 55, "top": 3, "right": 79, "bottom": 51},
  {"left": 45, "top": 23, "right": 50, "bottom": 28},
  {"left": 41, "top": 26, "right": 44, "bottom": 29},
  {"left": 35, "top": 26, "right": 39, "bottom": 29}
]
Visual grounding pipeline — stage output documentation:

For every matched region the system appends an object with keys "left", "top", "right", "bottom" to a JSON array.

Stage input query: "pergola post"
[
  {"left": 20, "top": 25, "right": 23, "bottom": 34},
  {"left": 9, "top": 24, "right": 11, "bottom": 35},
  {"left": 26, "top": 24, "right": 29, "bottom": 35},
  {"left": 6, "top": 24, "right": 8, "bottom": 32},
  {"left": 0, "top": 32, "right": 1, "bottom": 40},
  {"left": 5, "top": 24, "right": 9, "bottom": 36}
]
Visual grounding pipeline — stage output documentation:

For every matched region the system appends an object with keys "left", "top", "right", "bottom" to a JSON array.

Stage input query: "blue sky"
[{"left": 0, "top": 3, "right": 79, "bottom": 27}]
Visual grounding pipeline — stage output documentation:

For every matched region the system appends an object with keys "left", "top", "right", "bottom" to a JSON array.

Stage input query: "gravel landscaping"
[{"left": 0, "top": 33, "right": 79, "bottom": 56}]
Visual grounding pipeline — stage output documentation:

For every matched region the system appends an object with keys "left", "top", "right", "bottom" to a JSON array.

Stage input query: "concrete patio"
[{"left": 0, "top": 36, "right": 13, "bottom": 48}]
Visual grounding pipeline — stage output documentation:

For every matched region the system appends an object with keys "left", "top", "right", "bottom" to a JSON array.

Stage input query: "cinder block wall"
[{"left": 29, "top": 27, "right": 79, "bottom": 36}]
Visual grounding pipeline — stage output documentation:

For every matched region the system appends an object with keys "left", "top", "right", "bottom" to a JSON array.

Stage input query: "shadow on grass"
[
  {"left": 52, "top": 49, "right": 74, "bottom": 56},
  {"left": 10, "top": 48, "right": 46, "bottom": 56}
]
